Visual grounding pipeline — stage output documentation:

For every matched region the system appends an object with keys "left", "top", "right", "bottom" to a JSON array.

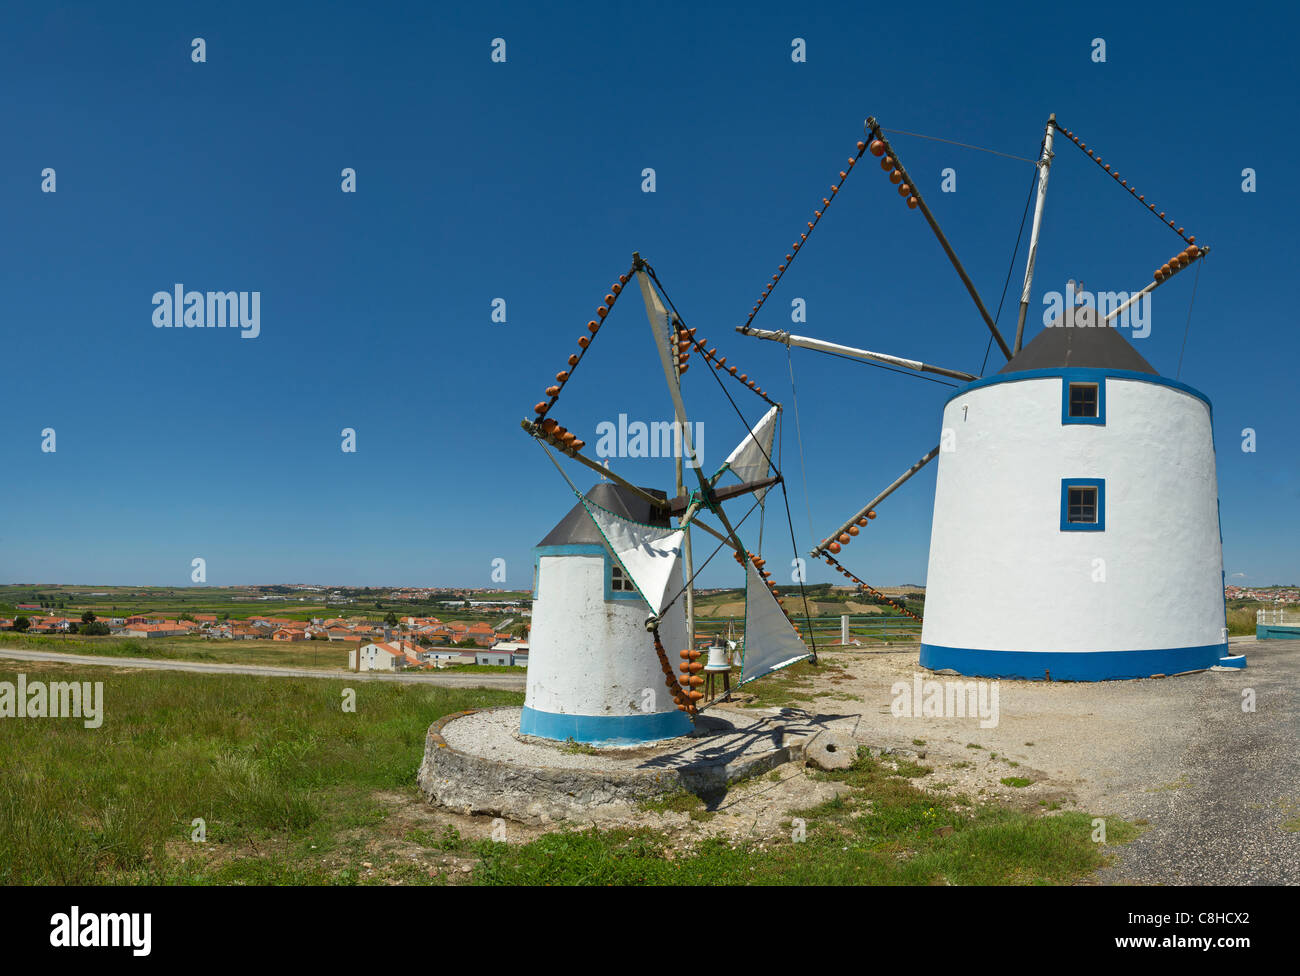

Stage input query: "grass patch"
[
  {"left": 0, "top": 660, "right": 520, "bottom": 884},
  {"left": 474, "top": 750, "right": 1136, "bottom": 885},
  {"left": 1000, "top": 777, "right": 1033, "bottom": 788},
  {"left": 560, "top": 738, "right": 602, "bottom": 756},
  {"left": 637, "top": 791, "right": 714, "bottom": 821},
  {"left": 738, "top": 659, "right": 845, "bottom": 709}
]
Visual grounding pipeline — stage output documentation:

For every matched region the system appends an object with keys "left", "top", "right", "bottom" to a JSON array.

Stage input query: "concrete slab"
[{"left": 416, "top": 705, "right": 847, "bottom": 824}]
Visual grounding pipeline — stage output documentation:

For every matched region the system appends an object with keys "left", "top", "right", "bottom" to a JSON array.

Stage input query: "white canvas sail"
[
  {"left": 740, "top": 559, "right": 812, "bottom": 684},
  {"left": 635, "top": 270, "right": 702, "bottom": 470},
  {"left": 579, "top": 496, "right": 685, "bottom": 615},
  {"left": 718, "top": 405, "right": 778, "bottom": 502}
]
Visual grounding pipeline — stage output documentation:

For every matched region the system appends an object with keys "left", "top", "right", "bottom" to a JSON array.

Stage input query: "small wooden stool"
[{"left": 704, "top": 664, "right": 732, "bottom": 701}]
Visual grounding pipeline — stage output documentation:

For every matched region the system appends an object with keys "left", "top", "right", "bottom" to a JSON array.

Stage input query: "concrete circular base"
[{"left": 417, "top": 706, "right": 808, "bottom": 824}]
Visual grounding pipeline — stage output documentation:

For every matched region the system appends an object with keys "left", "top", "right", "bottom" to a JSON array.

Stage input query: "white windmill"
[
  {"left": 519, "top": 254, "right": 819, "bottom": 746},
  {"left": 738, "top": 114, "right": 1242, "bottom": 680}
]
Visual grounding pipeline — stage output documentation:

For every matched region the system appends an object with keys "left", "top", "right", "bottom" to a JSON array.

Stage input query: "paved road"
[
  {"left": 0, "top": 647, "right": 527, "bottom": 690},
  {"left": 1097, "top": 638, "right": 1300, "bottom": 885}
]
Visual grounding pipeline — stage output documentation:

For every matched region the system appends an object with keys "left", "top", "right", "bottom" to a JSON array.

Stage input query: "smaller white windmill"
[{"left": 518, "top": 255, "right": 819, "bottom": 745}]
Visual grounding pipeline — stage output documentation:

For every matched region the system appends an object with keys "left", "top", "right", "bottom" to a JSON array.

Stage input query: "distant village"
[
  {"left": 1223, "top": 585, "right": 1299, "bottom": 604},
  {"left": 1, "top": 610, "right": 528, "bottom": 672}
]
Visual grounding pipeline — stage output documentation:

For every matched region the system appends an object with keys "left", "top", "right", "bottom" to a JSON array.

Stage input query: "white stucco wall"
[
  {"left": 525, "top": 553, "right": 689, "bottom": 718},
  {"left": 921, "top": 374, "right": 1225, "bottom": 653}
]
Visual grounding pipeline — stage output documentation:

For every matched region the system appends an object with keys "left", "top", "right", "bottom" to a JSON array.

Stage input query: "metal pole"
[
  {"left": 867, "top": 119, "right": 1013, "bottom": 361},
  {"left": 812, "top": 445, "right": 941, "bottom": 556},
  {"left": 1013, "top": 114, "right": 1057, "bottom": 355},
  {"left": 736, "top": 325, "right": 977, "bottom": 381}
]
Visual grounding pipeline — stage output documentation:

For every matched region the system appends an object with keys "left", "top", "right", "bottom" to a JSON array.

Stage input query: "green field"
[
  {"left": 0, "top": 660, "right": 1135, "bottom": 885},
  {"left": 0, "top": 583, "right": 527, "bottom": 629},
  {"left": 0, "top": 632, "right": 356, "bottom": 670}
]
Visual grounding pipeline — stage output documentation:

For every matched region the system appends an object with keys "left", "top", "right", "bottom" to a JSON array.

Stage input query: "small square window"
[
  {"left": 1068, "top": 383, "right": 1098, "bottom": 418},
  {"left": 1062, "top": 377, "right": 1106, "bottom": 425},
  {"left": 1060, "top": 478, "right": 1105, "bottom": 531},
  {"left": 611, "top": 565, "right": 635, "bottom": 592},
  {"left": 1066, "top": 486, "right": 1097, "bottom": 523}
]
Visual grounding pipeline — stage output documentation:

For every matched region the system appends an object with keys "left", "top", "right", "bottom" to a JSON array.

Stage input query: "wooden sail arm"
[
  {"left": 811, "top": 445, "right": 941, "bottom": 557},
  {"left": 520, "top": 419, "right": 671, "bottom": 511},
  {"left": 666, "top": 474, "right": 783, "bottom": 517},
  {"left": 866, "top": 118, "right": 1013, "bottom": 362},
  {"left": 736, "top": 325, "right": 977, "bottom": 382}
]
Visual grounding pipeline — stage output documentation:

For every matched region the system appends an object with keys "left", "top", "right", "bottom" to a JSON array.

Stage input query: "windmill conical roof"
[
  {"left": 537, "top": 483, "right": 671, "bottom": 547},
  {"left": 999, "top": 305, "right": 1157, "bottom": 375}
]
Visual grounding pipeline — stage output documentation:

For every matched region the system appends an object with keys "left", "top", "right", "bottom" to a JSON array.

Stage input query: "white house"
[
  {"left": 422, "top": 649, "right": 476, "bottom": 667},
  {"left": 490, "top": 640, "right": 529, "bottom": 667},
  {"left": 348, "top": 642, "right": 401, "bottom": 672}
]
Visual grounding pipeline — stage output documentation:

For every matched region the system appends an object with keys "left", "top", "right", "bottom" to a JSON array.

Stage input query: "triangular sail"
[
  {"left": 717, "top": 405, "right": 779, "bottom": 502},
  {"left": 739, "top": 559, "right": 812, "bottom": 684},
  {"left": 579, "top": 495, "right": 685, "bottom": 614}
]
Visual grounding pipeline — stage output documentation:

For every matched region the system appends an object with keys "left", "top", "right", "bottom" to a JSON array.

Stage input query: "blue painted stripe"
[
  {"left": 919, "top": 642, "right": 1234, "bottom": 681},
  {"left": 945, "top": 367, "right": 1214, "bottom": 415},
  {"left": 519, "top": 705, "right": 693, "bottom": 745}
]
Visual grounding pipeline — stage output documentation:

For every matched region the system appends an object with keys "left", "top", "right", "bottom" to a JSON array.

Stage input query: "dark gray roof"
[
  {"left": 538, "top": 483, "right": 670, "bottom": 547},
  {"left": 999, "top": 305, "right": 1157, "bottom": 375}
]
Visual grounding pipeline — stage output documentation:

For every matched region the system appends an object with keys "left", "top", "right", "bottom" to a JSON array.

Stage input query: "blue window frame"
[
  {"left": 1062, "top": 376, "right": 1106, "bottom": 425},
  {"left": 1060, "top": 478, "right": 1105, "bottom": 531}
]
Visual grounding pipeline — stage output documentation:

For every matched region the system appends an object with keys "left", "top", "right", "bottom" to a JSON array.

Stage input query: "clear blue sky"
[{"left": 3, "top": 0, "right": 1296, "bottom": 589}]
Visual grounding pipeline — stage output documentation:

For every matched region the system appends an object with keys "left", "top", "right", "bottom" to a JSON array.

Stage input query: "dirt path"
[{"left": 0, "top": 647, "right": 526, "bottom": 690}]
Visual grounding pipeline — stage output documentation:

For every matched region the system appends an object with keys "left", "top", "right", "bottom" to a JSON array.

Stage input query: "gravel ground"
[{"left": 735, "top": 636, "right": 1299, "bottom": 884}]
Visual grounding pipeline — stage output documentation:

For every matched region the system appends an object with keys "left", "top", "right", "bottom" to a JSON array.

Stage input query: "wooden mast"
[{"left": 1013, "top": 113, "right": 1057, "bottom": 356}]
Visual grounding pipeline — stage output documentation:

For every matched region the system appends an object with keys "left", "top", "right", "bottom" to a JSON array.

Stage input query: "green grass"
[
  {"left": 0, "top": 660, "right": 520, "bottom": 884},
  {"left": 1226, "top": 607, "right": 1260, "bottom": 636},
  {"left": 0, "top": 660, "right": 1138, "bottom": 887},
  {"left": 738, "top": 659, "right": 855, "bottom": 709},
  {"left": 637, "top": 791, "right": 715, "bottom": 821},
  {"left": 1001, "top": 777, "right": 1033, "bottom": 788},
  {"left": 471, "top": 749, "right": 1136, "bottom": 885}
]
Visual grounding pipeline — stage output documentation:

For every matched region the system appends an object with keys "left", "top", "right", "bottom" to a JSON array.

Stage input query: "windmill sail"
[
  {"left": 716, "top": 405, "right": 779, "bottom": 503},
  {"left": 579, "top": 495, "right": 685, "bottom": 615},
  {"left": 739, "top": 559, "right": 812, "bottom": 684}
]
